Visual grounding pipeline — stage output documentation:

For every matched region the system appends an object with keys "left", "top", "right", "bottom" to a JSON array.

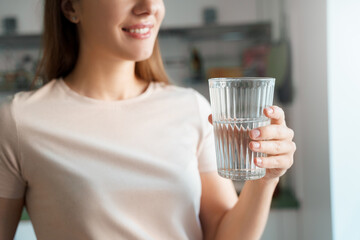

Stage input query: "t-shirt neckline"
[{"left": 57, "top": 77, "right": 155, "bottom": 106}]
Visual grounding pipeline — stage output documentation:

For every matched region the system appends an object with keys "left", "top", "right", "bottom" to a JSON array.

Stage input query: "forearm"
[
  {"left": 214, "top": 178, "right": 279, "bottom": 240},
  {"left": 0, "top": 198, "right": 24, "bottom": 240}
]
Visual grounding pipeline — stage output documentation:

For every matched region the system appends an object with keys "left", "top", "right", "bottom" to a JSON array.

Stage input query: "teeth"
[{"left": 129, "top": 28, "right": 150, "bottom": 34}]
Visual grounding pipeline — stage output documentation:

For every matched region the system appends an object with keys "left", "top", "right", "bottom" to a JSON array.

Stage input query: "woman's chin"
[
  {"left": 126, "top": 51, "right": 154, "bottom": 62},
  {"left": 113, "top": 42, "right": 155, "bottom": 62}
]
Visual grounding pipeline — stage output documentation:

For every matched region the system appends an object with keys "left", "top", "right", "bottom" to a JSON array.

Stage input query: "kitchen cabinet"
[
  {"left": 162, "top": 0, "right": 282, "bottom": 42},
  {"left": 162, "top": 0, "right": 257, "bottom": 28}
]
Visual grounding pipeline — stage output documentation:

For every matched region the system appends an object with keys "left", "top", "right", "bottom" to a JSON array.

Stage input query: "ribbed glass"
[{"left": 208, "top": 77, "right": 275, "bottom": 181}]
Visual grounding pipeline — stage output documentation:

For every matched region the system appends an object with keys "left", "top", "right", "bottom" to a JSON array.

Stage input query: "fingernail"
[
  {"left": 256, "top": 158, "right": 262, "bottom": 166},
  {"left": 252, "top": 142, "right": 260, "bottom": 149},
  {"left": 267, "top": 107, "right": 274, "bottom": 114},
  {"left": 251, "top": 129, "right": 260, "bottom": 138}
]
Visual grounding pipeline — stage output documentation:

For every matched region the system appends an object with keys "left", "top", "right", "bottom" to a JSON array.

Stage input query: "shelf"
[
  {"left": 159, "top": 22, "right": 271, "bottom": 42},
  {"left": 0, "top": 34, "right": 41, "bottom": 49}
]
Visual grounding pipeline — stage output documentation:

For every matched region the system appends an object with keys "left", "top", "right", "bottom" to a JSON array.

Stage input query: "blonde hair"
[{"left": 33, "top": 0, "right": 169, "bottom": 88}]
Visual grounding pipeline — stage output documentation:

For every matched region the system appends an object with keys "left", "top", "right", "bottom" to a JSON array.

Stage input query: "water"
[
  {"left": 213, "top": 118, "right": 270, "bottom": 181},
  {"left": 208, "top": 77, "right": 275, "bottom": 180}
]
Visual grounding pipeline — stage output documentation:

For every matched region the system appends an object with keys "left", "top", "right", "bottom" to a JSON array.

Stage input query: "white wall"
[
  {"left": 286, "top": 0, "right": 333, "bottom": 239},
  {"left": 0, "top": 0, "right": 43, "bottom": 34},
  {"left": 327, "top": 1, "right": 360, "bottom": 239}
]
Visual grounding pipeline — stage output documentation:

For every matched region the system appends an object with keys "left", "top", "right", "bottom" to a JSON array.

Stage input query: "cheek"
[
  {"left": 158, "top": 2, "right": 166, "bottom": 23},
  {"left": 81, "top": 1, "right": 127, "bottom": 32},
  {"left": 80, "top": 10, "right": 128, "bottom": 50}
]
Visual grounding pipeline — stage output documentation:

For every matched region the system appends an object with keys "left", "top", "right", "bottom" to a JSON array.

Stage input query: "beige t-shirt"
[{"left": 0, "top": 78, "right": 217, "bottom": 240}]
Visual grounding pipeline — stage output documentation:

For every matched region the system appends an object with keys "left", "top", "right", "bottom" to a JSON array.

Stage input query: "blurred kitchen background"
[{"left": 0, "top": 0, "right": 359, "bottom": 239}]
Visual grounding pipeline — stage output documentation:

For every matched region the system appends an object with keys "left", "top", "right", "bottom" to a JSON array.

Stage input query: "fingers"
[
  {"left": 264, "top": 106, "right": 286, "bottom": 125},
  {"left": 255, "top": 155, "right": 294, "bottom": 169},
  {"left": 208, "top": 114, "right": 213, "bottom": 125},
  {"left": 249, "top": 140, "right": 296, "bottom": 155},
  {"left": 250, "top": 125, "right": 294, "bottom": 141}
]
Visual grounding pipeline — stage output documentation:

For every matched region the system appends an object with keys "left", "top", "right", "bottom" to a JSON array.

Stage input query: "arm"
[
  {"left": 0, "top": 99, "right": 26, "bottom": 239},
  {"left": 0, "top": 197, "right": 24, "bottom": 240},
  {"left": 216, "top": 178, "right": 278, "bottom": 240},
  {"left": 200, "top": 106, "right": 296, "bottom": 240},
  {"left": 200, "top": 173, "right": 278, "bottom": 240}
]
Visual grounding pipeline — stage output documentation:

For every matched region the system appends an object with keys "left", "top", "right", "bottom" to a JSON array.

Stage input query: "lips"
[{"left": 121, "top": 23, "right": 154, "bottom": 39}]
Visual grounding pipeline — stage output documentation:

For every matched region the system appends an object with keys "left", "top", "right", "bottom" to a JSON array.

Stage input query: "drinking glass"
[{"left": 208, "top": 77, "right": 275, "bottom": 181}]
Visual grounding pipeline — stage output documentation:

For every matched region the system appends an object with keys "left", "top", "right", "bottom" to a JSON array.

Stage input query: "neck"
[{"left": 63, "top": 47, "right": 149, "bottom": 101}]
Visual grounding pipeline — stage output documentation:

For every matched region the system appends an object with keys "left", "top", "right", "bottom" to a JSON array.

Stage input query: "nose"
[{"left": 133, "top": 0, "right": 160, "bottom": 16}]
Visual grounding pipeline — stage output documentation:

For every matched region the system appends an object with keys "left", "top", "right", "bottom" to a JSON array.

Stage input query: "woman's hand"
[{"left": 208, "top": 106, "right": 296, "bottom": 182}]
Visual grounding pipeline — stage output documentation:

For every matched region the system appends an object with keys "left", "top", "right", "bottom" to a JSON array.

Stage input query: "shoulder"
[
  {"left": 10, "top": 79, "right": 59, "bottom": 108},
  {"left": 155, "top": 82, "right": 210, "bottom": 106},
  {"left": 0, "top": 79, "right": 60, "bottom": 131},
  {"left": 154, "top": 82, "right": 212, "bottom": 126},
  {"left": 0, "top": 95, "right": 18, "bottom": 146}
]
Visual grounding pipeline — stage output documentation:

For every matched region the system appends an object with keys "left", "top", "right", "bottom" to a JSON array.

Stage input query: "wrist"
[
  {"left": 253, "top": 177, "right": 279, "bottom": 188},
  {"left": 263, "top": 176, "right": 280, "bottom": 185}
]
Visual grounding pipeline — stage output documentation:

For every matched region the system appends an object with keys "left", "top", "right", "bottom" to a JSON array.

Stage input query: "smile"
[
  {"left": 121, "top": 23, "right": 154, "bottom": 39},
  {"left": 123, "top": 27, "right": 150, "bottom": 34}
]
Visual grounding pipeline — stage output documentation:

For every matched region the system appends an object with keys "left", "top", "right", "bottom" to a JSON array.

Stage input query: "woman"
[{"left": 0, "top": 0, "right": 296, "bottom": 239}]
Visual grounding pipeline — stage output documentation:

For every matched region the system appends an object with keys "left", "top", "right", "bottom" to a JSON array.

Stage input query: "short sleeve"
[
  {"left": 193, "top": 91, "right": 217, "bottom": 173},
  {"left": 0, "top": 95, "right": 26, "bottom": 199}
]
